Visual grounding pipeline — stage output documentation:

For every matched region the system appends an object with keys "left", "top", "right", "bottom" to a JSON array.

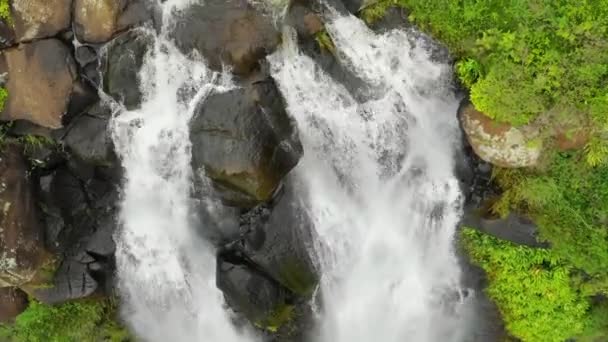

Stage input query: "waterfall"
[
  {"left": 110, "top": 0, "right": 474, "bottom": 340},
  {"left": 109, "top": 1, "right": 254, "bottom": 341},
  {"left": 268, "top": 12, "right": 472, "bottom": 342}
]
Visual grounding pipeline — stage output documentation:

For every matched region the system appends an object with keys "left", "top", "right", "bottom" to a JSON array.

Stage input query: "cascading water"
[
  {"left": 109, "top": 1, "right": 253, "bottom": 341},
  {"left": 269, "top": 11, "right": 472, "bottom": 342},
  {"left": 110, "top": 0, "right": 474, "bottom": 340}
]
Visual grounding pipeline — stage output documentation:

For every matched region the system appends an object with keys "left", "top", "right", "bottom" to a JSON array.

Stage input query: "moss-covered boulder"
[{"left": 460, "top": 102, "right": 542, "bottom": 168}]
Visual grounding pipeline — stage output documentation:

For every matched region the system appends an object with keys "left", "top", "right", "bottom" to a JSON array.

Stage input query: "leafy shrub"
[
  {"left": 462, "top": 228, "right": 591, "bottom": 342},
  {"left": 385, "top": 0, "right": 608, "bottom": 131},
  {"left": 0, "top": 0, "right": 10, "bottom": 23}
]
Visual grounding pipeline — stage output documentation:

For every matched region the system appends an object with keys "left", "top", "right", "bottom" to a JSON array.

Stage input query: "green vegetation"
[
  {"left": 314, "top": 30, "right": 336, "bottom": 54},
  {"left": 255, "top": 304, "right": 295, "bottom": 333},
  {"left": 0, "top": 87, "right": 8, "bottom": 112},
  {"left": 0, "top": 299, "right": 131, "bottom": 342},
  {"left": 462, "top": 228, "right": 592, "bottom": 341},
  {"left": 0, "top": 0, "right": 10, "bottom": 23}
]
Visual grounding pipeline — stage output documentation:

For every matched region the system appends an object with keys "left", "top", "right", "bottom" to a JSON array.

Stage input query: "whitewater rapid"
[
  {"left": 269, "top": 14, "right": 471, "bottom": 342},
  {"left": 110, "top": 1, "right": 473, "bottom": 341}
]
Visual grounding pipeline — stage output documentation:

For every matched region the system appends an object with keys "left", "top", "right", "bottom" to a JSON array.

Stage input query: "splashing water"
[
  {"left": 110, "top": 1, "right": 254, "bottom": 341},
  {"left": 269, "top": 12, "right": 473, "bottom": 342}
]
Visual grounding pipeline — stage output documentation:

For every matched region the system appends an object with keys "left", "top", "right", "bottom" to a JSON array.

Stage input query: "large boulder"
[
  {"left": 10, "top": 0, "right": 72, "bottom": 43},
  {"left": 217, "top": 257, "right": 295, "bottom": 332},
  {"left": 236, "top": 185, "right": 318, "bottom": 297},
  {"left": 63, "top": 103, "right": 116, "bottom": 167},
  {"left": 0, "top": 144, "right": 50, "bottom": 287},
  {"left": 73, "top": 0, "right": 153, "bottom": 43},
  {"left": 101, "top": 29, "right": 153, "bottom": 110},
  {"left": 0, "top": 287, "right": 28, "bottom": 322},
  {"left": 459, "top": 102, "right": 542, "bottom": 168},
  {"left": 190, "top": 77, "right": 302, "bottom": 205},
  {"left": 170, "top": 0, "right": 280, "bottom": 75},
  {"left": 0, "top": 39, "right": 77, "bottom": 129}
]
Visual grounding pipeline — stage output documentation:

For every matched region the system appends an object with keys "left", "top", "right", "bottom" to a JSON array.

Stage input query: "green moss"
[
  {"left": 359, "top": 0, "right": 398, "bottom": 24},
  {"left": 277, "top": 258, "right": 318, "bottom": 297},
  {"left": 314, "top": 30, "right": 336, "bottom": 54},
  {"left": 0, "top": 298, "right": 131, "bottom": 342},
  {"left": 0, "top": 0, "right": 10, "bottom": 23},
  {"left": 0, "top": 87, "right": 8, "bottom": 112},
  {"left": 255, "top": 304, "right": 295, "bottom": 333},
  {"left": 462, "top": 228, "right": 595, "bottom": 341}
]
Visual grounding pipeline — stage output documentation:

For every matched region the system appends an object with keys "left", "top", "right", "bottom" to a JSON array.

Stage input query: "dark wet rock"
[
  {"left": 63, "top": 104, "right": 116, "bottom": 167},
  {"left": 65, "top": 80, "right": 99, "bottom": 125},
  {"left": 75, "top": 45, "right": 98, "bottom": 67},
  {"left": 170, "top": 0, "right": 280, "bottom": 75},
  {"left": 101, "top": 29, "right": 154, "bottom": 109},
  {"left": 237, "top": 185, "right": 318, "bottom": 296},
  {"left": 0, "top": 21, "right": 15, "bottom": 49},
  {"left": 73, "top": 0, "right": 154, "bottom": 43},
  {"left": 10, "top": 0, "right": 72, "bottom": 43},
  {"left": 190, "top": 77, "right": 302, "bottom": 205},
  {"left": 0, "top": 39, "right": 77, "bottom": 129},
  {"left": 462, "top": 213, "right": 547, "bottom": 248},
  {"left": 0, "top": 287, "right": 28, "bottom": 323},
  {"left": 34, "top": 258, "right": 98, "bottom": 304},
  {"left": 217, "top": 257, "right": 295, "bottom": 332},
  {"left": 366, "top": 6, "right": 410, "bottom": 32},
  {"left": 0, "top": 144, "right": 51, "bottom": 287}
]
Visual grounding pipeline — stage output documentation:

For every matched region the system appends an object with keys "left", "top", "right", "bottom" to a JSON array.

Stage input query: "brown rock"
[
  {"left": 172, "top": 0, "right": 280, "bottom": 76},
  {"left": 73, "top": 0, "right": 151, "bottom": 43},
  {"left": 303, "top": 13, "right": 323, "bottom": 35},
  {"left": 12, "top": 0, "right": 72, "bottom": 42},
  {"left": 0, "top": 287, "right": 28, "bottom": 322},
  {"left": 0, "top": 144, "right": 48, "bottom": 287},
  {"left": 460, "top": 103, "right": 542, "bottom": 168},
  {"left": 0, "top": 39, "right": 76, "bottom": 129}
]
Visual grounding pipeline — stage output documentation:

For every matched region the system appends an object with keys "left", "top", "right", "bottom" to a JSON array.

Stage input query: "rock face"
[
  {"left": 63, "top": 103, "right": 116, "bottom": 166},
  {"left": 11, "top": 0, "right": 72, "bottom": 43},
  {"left": 0, "top": 144, "right": 49, "bottom": 287},
  {"left": 460, "top": 102, "right": 542, "bottom": 168},
  {"left": 217, "top": 258, "right": 294, "bottom": 331},
  {"left": 238, "top": 187, "right": 318, "bottom": 296},
  {"left": 101, "top": 29, "right": 153, "bottom": 109},
  {"left": 217, "top": 184, "right": 318, "bottom": 336},
  {"left": 190, "top": 77, "right": 303, "bottom": 205},
  {"left": 0, "top": 39, "right": 76, "bottom": 128},
  {"left": 73, "top": 0, "right": 152, "bottom": 43},
  {"left": 0, "top": 287, "right": 28, "bottom": 322},
  {"left": 171, "top": 0, "right": 280, "bottom": 75}
]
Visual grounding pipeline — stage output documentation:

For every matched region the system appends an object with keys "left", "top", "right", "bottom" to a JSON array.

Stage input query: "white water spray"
[
  {"left": 110, "top": 1, "right": 254, "bottom": 341},
  {"left": 269, "top": 12, "right": 471, "bottom": 342}
]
